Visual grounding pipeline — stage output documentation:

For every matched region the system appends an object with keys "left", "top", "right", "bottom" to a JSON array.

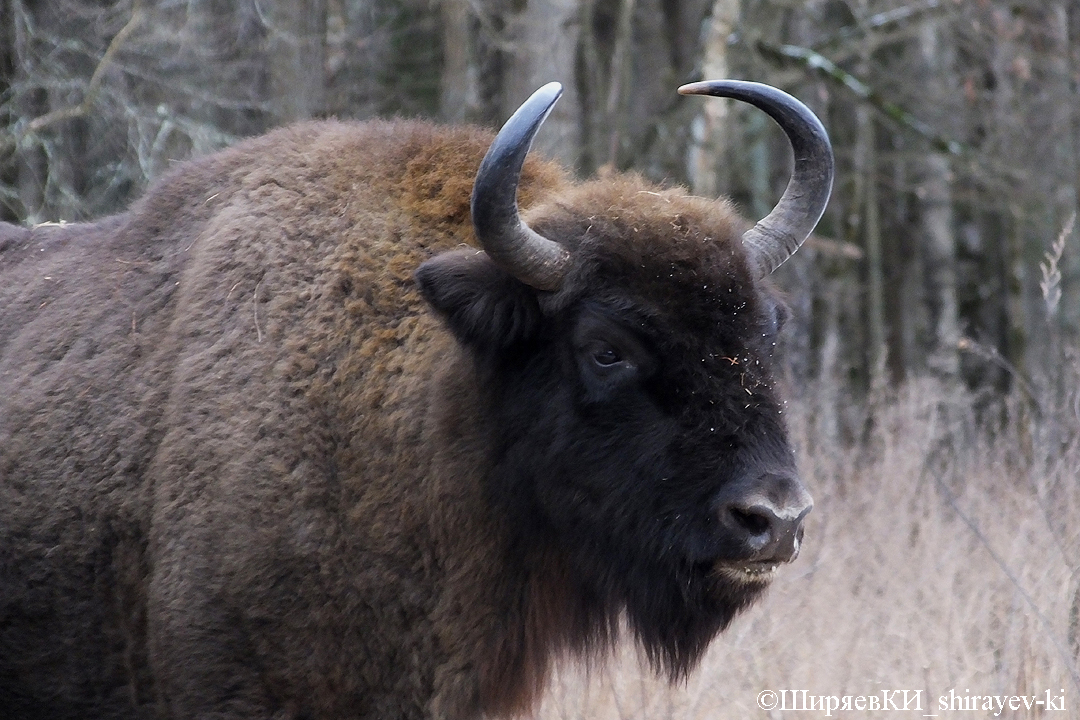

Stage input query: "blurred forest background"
[
  {"left": 2, "top": 0, "right": 1078, "bottom": 715},
  {"left": 2, "top": 0, "right": 1079, "bottom": 404},
  {"left": 2, "top": 0, "right": 1078, "bottom": 405}
]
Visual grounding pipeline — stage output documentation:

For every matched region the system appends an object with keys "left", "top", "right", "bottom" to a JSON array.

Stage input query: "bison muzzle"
[{"left": 0, "top": 79, "right": 832, "bottom": 720}]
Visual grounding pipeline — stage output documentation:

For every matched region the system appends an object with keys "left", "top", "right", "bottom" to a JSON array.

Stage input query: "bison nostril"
[
  {"left": 721, "top": 495, "right": 808, "bottom": 562},
  {"left": 730, "top": 506, "right": 772, "bottom": 537}
]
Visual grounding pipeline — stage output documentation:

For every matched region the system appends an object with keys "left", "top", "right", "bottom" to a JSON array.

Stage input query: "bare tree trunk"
[
  {"left": 11, "top": 0, "right": 45, "bottom": 223},
  {"left": 330, "top": 0, "right": 391, "bottom": 118},
  {"left": 737, "top": 0, "right": 786, "bottom": 222},
  {"left": 920, "top": 151, "right": 960, "bottom": 375},
  {"left": 503, "top": 0, "right": 583, "bottom": 168},
  {"left": 1061, "top": 0, "right": 1080, "bottom": 342},
  {"left": 974, "top": 4, "right": 1026, "bottom": 381},
  {"left": 601, "top": 0, "right": 637, "bottom": 168},
  {"left": 917, "top": 20, "right": 959, "bottom": 377},
  {"left": 745, "top": 112, "right": 774, "bottom": 221},
  {"left": 686, "top": 0, "right": 739, "bottom": 197},
  {"left": 0, "top": 0, "right": 12, "bottom": 222},
  {"left": 439, "top": 0, "right": 474, "bottom": 122},
  {"left": 267, "top": 0, "right": 327, "bottom": 123},
  {"left": 855, "top": 104, "right": 886, "bottom": 379}
]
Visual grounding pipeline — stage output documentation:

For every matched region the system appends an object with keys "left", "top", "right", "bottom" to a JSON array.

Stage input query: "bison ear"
[{"left": 415, "top": 248, "right": 542, "bottom": 350}]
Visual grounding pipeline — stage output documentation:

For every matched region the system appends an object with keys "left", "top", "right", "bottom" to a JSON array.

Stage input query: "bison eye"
[
  {"left": 571, "top": 310, "right": 657, "bottom": 403},
  {"left": 592, "top": 345, "right": 622, "bottom": 367}
]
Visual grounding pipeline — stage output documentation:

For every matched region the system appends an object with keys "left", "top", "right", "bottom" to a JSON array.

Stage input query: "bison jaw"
[{"left": 713, "top": 560, "right": 781, "bottom": 585}]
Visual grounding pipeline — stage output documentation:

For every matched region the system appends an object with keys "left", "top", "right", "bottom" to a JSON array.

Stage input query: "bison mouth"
[{"left": 712, "top": 560, "right": 781, "bottom": 585}]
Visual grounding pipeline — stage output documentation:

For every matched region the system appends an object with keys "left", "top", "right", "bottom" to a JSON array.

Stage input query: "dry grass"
[{"left": 533, "top": 377, "right": 1080, "bottom": 719}]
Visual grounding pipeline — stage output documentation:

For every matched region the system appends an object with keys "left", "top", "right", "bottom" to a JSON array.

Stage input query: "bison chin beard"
[
  {"left": 558, "top": 539, "right": 772, "bottom": 683},
  {"left": 634, "top": 567, "right": 769, "bottom": 681}
]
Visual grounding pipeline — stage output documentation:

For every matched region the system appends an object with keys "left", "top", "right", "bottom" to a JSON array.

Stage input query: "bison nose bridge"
[{"left": 718, "top": 473, "right": 812, "bottom": 563}]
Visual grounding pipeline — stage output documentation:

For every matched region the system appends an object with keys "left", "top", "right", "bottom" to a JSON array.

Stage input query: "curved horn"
[
  {"left": 679, "top": 80, "right": 834, "bottom": 276},
  {"left": 471, "top": 82, "right": 571, "bottom": 291}
]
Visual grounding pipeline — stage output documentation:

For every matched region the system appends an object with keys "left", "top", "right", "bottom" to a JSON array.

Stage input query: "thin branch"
[
  {"left": 756, "top": 38, "right": 965, "bottom": 157},
  {"left": 804, "top": 232, "right": 863, "bottom": 260},
  {"left": 1, "top": 0, "right": 145, "bottom": 156},
  {"left": 814, "top": 0, "right": 949, "bottom": 53}
]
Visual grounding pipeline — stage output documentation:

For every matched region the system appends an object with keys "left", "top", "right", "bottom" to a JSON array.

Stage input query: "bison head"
[{"left": 415, "top": 81, "right": 832, "bottom": 678}]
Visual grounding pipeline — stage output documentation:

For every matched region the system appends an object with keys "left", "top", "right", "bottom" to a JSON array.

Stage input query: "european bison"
[{"left": 0, "top": 80, "right": 832, "bottom": 719}]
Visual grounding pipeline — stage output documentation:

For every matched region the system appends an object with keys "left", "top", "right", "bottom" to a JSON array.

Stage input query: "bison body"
[{"left": 0, "top": 82, "right": 828, "bottom": 719}]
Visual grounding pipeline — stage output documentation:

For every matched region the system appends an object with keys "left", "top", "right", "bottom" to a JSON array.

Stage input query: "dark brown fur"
[{"left": 0, "top": 118, "right": 784, "bottom": 720}]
